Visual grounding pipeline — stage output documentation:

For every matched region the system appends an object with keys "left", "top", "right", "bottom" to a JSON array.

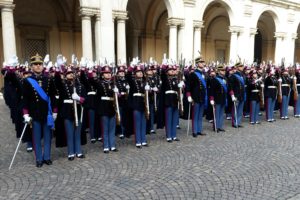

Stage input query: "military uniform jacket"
[
  {"left": 281, "top": 75, "right": 291, "bottom": 96},
  {"left": 80, "top": 71, "right": 97, "bottom": 109},
  {"left": 264, "top": 75, "right": 278, "bottom": 99},
  {"left": 228, "top": 71, "right": 246, "bottom": 102},
  {"left": 55, "top": 75, "right": 86, "bottom": 120},
  {"left": 209, "top": 75, "right": 227, "bottom": 105},
  {"left": 22, "top": 73, "right": 57, "bottom": 122},
  {"left": 127, "top": 74, "right": 145, "bottom": 111},
  {"left": 161, "top": 72, "right": 179, "bottom": 108},
  {"left": 295, "top": 73, "right": 300, "bottom": 92},
  {"left": 187, "top": 69, "right": 207, "bottom": 104},
  {"left": 90, "top": 78, "right": 116, "bottom": 117},
  {"left": 248, "top": 78, "right": 262, "bottom": 102},
  {"left": 116, "top": 76, "right": 128, "bottom": 108},
  {"left": 147, "top": 75, "right": 159, "bottom": 104}
]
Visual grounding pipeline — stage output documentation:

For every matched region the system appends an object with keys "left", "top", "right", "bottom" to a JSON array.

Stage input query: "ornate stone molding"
[
  {"left": 251, "top": 0, "right": 300, "bottom": 10},
  {"left": 274, "top": 32, "right": 287, "bottom": 39},
  {"left": 183, "top": 0, "right": 196, "bottom": 7},
  {"left": 113, "top": 10, "right": 128, "bottom": 20},
  {"left": 291, "top": 33, "right": 298, "bottom": 40},
  {"left": 250, "top": 28, "right": 258, "bottom": 35},
  {"left": 79, "top": 7, "right": 97, "bottom": 17},
  {"left": 0, "top": 2, "right": 15, "bottom": 11},
  {"left": 228, "top": 26, "right": 243, "bottom": 34},
  {"left": 193, "top": 20, "right": 204, "bottom": 29},
  {"left": 167, "top": 18, "right": 184, "bottom": 27},
  {"left": 244, "top": 4, "right": 252, "bottom": 17}
]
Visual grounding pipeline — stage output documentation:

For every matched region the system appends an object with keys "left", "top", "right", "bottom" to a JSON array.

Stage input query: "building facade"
[{"left": 1, "top": 0, "right": 300, "bottom": 88}]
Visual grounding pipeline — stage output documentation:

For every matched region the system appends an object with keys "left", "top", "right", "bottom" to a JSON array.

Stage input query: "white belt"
[
  {"left": 88, "top": 91, "right": 96, "bottom": 95},
  {"left": 297, "top": 84, "right": 300, "bottom": 86},
  {"left": 64, "top": 99, "right": 73, "bottom": 104},
  {"left": 282, "top": 84, "right": 289, "bottom": 87},
  {"left": 251, "top": 90, "right": 259, "bottom": 92},
  {"left": 268, "top": 86, "right": 276, "bottom": 89},
  {"left": 133, "top": 93, "right": 145, "bottom": 97},
  {"left": 55, "top": 95, "right": 59, "bottom": 99},
  {"left": 101, "top": 97, "right": 113, "bottom": 101},
  {"left": 121, "top": 92, "right": 126, "bottom": 95},
  {"left": 165, "top": 90, "right": 177, "bottom": 94}
]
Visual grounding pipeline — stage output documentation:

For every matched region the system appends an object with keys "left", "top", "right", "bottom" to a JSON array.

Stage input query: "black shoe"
[
  {"left": 36, "top": 161, "right": 43, "bottom": 168},
  {"left": 68, "top": 156, "right": 75, "bottom": 161},
  {"left": 103, "top": 150, "right": 109, "bottom": 153},
  {"left": 43, "top": 160, "right": 52, "bottom": 165},
  {"left": 91, "top": 139, "right": 96, "bottom": 144},
  {"left": 198, "top": 132, "right": 207, "bottom": 136},
  {"left": 136, "top": 145, "right": 142, "bottom": 149},
  {"left": 167, "top": 140, "right": 173, "bottom": 143},
  {"left": 232, "top": 125, "right": 238, "bottom": 128},
  {"left": 26, "top": 147, "right": 33, "bottom": 153},
  {"left": 218, "top": 128, "right": 226, "bottom": 132},
  {"left": 76, "top": 154, "right": 85, "bottom": 158},
  {"left": 142, "top": 143, "right": 149, "bottom": 147},
  {"left": 173, "top": 138, "right": 180, "bottom": 141},
  {"left": 238, "top": 125, "right": 243, "bottom": 128},
  {"left": 176, "top": 125, "right": 181, "bottom": 129},
  {"left": 192, "top": 133, "right": 198, "bottom": 137},
  {"left": 119, "top": 135, "right": 124, "bottom": 139},
  {"left": 111, "top": 148, "right": 119, "bottom": 152}
]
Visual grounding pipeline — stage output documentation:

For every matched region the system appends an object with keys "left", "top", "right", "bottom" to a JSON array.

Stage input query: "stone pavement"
[{"left": 1, "top": 99, "right": 300, "bottom": 200}]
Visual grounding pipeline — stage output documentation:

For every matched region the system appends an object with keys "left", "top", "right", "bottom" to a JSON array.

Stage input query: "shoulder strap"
[{"left": 27, "top": 77, "right": 49, "bottom": 102}]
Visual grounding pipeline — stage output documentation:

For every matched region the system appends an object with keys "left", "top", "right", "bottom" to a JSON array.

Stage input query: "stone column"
[
  {"left": 177, "top": 23, "right": 184, "bottom": 61},
  {"left": 286, "top": 33, "right": 297, "bottom": 65},
  {"left": 274, "top": 32, "right": 287, "bottom": 65},
  {"left": 1, "top": 4, "right": 16, "bottom": 61},
  {"left": 229, "top": 26, "right": 241, "bottom": 63},
  {"left": 168, "top": 18, "right": 178, "bottom": 61},
  {"left": 115, "top": 11, "right": 128, "bottom": 63},
  {"left": 80, "top": 7, "right": 94, "bottom": 61},
  {"left": 193, "top": 21, "right": 204, "bottom": 61},
  {"left": 249, "top": 28, "right": 257, "bottom": 63},
  {"left": 95, "top": 12, "right": 102, "bottom": 61}
]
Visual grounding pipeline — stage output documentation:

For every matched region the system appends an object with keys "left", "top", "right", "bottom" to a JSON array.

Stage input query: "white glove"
[
  {"left": 278, "top": 78, "right": 282, "bottom": 82},
  {"left": 188, "top": 96, "right": 193, "bottom": 103},
  {"left": 153, "top": 87, "right": 158, "bottom": 92},
  {"left": 126, "top": 85, "right": 130, "bottom": 90},
  {"left": 23, "top": 114, "right": 31, "bottom": 123},
  {"left": 113, "top": 87, "right": 119, "bottom": 93},
  {"left": 210, "top": 100, "right": 215, "bottom": 105},
  {"left": 72, "top": 93, "right": 81, "bottom": 101},
  {"left": 52, "top": 113, "right": 57, "bottom": 121},
  {"left": 178, "top": 81, "right": 184, "bottom": 88},
  {"left": 231, "top": 95, "right": 237, "bottom": 102},
  {"left": 145, "top": 85, "right": 150, "bottom": 91},
  {"left": 261, "top": 84, "right": 264, "bottom": 88}
]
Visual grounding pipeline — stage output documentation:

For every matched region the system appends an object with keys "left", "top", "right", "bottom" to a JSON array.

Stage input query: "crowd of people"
[{"left": 2, "top": 53, "right": 300, "bottom": 168}]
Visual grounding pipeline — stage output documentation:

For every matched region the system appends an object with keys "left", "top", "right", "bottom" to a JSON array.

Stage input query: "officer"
[
  {"left": 293, "top": 66, "right": 300, "bottom": 117},
  {"left": 22, "top": 53, "right": 57, "bottom": 167},
  {"left": 186, "top": 57, "right": 207, "bottom": 137},
  {"left": 209, "top": 64, "right": 227, "bottom": 132},
  {"left": 229, "top": 62, "right": 246, "bottom": 128},
  {"left": 280, "top": 67, "right": 292, "bottom": 119}
]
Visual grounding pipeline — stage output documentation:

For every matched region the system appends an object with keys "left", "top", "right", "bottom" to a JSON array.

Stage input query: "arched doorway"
[
  {"left": 202, "top": 2, "right": 231, "bottom": 63},
  {"left": 255, "top": 11, "right": 276, "bottom": 63},
  {"left": 295, "top": 24, "right": 300, "bottom": 63},
  {"left": 126, "top": 0, "right": 169, "bottom": 63},
  {"left": 14, "top": 0, "right": 81, "bottom": 62}
]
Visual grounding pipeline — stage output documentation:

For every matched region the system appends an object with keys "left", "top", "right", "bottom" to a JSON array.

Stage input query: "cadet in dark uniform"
[
  {"left": 280, "top": 68, "right": 292, "bottom": 119},
  {"left": 22, "top": 54, "right": 57, "bottom": 167},
  {"left": 293, "top": 67, "right": 300, "bottom": 117},
  {"left": 264, "top": 67, "right": 278, "bottom": 122},
  {"left": 248, "top": 70, "right": 262, "bottom": 124},
  {"left": 55, "top": 66, "right": 86, "bottom": 160},
  {"left": 209, "top": 64, "right": 227, "bottom": 132},
  {"left": 90, "top": 65, "right": 118, "bottom": 153}
]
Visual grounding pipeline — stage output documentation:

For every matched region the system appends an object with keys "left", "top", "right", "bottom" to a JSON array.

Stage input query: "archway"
[
  {"left": 14, "top": 0, "right": 81, "bottom": 62},
  {"left": 126, "top": 0, "right": 169, "bottom": 63},
  {"left": 202, "top": 2, "right": 231, "bottom": 63},
  {"left": 254, "top": 11, "right": 276, "bottom": 63},
  {"left": 295, "top": 24, "right": 300, "bottom": 63}
]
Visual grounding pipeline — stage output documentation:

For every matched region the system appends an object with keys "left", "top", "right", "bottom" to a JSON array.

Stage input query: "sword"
[
  {"left": 212, "top": 104, "right": 217, "bottom": 133},
  {"left": 187, "top": 102, "right": 191, "bottom": 136},
  {"left": 233, "top": 100, "right": 238, "bottom": 128},
  {"left": 9, "top": 123, "right": 28, "bottom": 170}
]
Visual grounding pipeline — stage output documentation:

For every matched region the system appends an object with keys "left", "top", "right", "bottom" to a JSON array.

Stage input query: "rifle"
[
  {"left": 144, "top": 66, "right": 150, "bottom": 120},
  {"left": 178, "top": 54, "right": 185, "bottom": 116},
  {"left": 112, "top": 63, "right": 121, "bottom": 125}
]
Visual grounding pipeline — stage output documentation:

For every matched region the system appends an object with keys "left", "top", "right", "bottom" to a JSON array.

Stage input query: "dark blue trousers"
[
  {"left": 101, "top": 116, "right": 116, "bottom": 150},
  {"left": 32, "top": 121, "right": 52, "bottom": 162},
  {"left": 165, "top": 106, "right": 179, "bottom": 139},
  {"left": 64, "top": 119, "right": 82, "bottom": 156}
]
